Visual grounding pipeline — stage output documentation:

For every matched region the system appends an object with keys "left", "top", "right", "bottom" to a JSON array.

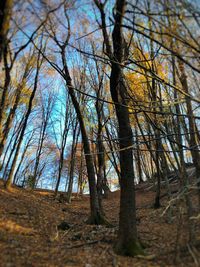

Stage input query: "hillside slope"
[{"left": 0, "top": 181, "right": 199, "bottom": 266}]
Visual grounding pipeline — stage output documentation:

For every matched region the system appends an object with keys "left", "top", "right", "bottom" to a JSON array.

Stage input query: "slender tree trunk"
[
  {"left": 171, "top": 55, "right": 195, "bottom": 241},
  {"left": 77, "top": 145, "right": 84, "bottom": 195},
  {"left": 135, "top": 127, "right": 144, "bottom": 184},
  {"left": 104, "top": 123, "right": 121, "bottom": 183},
  {"left": 2, "top": 121, "right": 23, "bottom": 179},
  {"left": 178, "top": 61, "right": 200, "bottom": 206},
  {"left": 61, "top": 49, "right": 106, "bottom": 224},
  {"left": 0, "top": 62, "right": 31, "bottom": 157},
  {"left": 54, "top": 96, "right": 70, "bottom": 195},
  {"left": 66, "top": 122, "right": 80, "bottom": 203},
  {"left": 96, "top": 101, "right": 110, "bottom": 201},
  {"left": 13, "top": 131, "right": 34, "bottom": 185},
  {"left": 32, "top": 104, "right": 51, "bottom": 189},
  {"left": 0, "top": 47, "right": 11, "bottom": 136},
  {"left": 5, "top": 52, "right": 42, "bottom": 190},
  {"left": 0, "top": 84, "right": 21, "bottom": 157}
]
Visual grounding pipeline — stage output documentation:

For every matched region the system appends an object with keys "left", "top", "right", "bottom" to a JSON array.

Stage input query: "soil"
[{"left": 0, "top": 180, "right": 200, "bottom": 267}]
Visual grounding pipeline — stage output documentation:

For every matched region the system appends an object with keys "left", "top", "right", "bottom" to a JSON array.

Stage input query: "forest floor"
[{"left": 0, "top": 180, "right": 200, "bottom": 267}]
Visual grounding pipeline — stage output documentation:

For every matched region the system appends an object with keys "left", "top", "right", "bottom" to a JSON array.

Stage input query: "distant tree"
[{"left": 5, "top": 46, "right": 44, "bottom": 190}]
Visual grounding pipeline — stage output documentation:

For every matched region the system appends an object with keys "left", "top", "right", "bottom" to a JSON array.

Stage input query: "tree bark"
[
  {"left": 0, "top": 0, "right": 12, "bottom": 61},
  {"left": 5, "top": 52, "right": 42, "bottom": 190},
  {"left": 61, "top": 49, "right": 106, "bottom": 224},
  {"left": 95, "top": 0, "right": 143, "bottom": 256}
]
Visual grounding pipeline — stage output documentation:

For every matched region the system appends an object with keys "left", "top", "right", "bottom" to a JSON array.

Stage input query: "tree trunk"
[
  {"left": 178, "top": 61, "right": 200, "bottom": 206},
  {"left": 96, "top": 100, "right": 110, "bottom": 201},
  {"left": 54, "top": 96, "right": 70, "bottom": 196},
  {"left": 13, "top": 132, "right": 33, "bottom": 185},
  {"left": 66, "top": 121, "right": 79, "bottom": 203},
  {"left": 61, "top": 50, "right": 106, "bottom": 224},
  {"left": 95, "top": 0, "right": 143, "bottom": 255},
  {"left": 0, "top": 0, "right": 12, "bottom": 61},
  {"left": 110, "top": 0, "right": 143, "bottom": 256},
  {"left": 5, "top": 52, "right": 42, "bottom": 190}
]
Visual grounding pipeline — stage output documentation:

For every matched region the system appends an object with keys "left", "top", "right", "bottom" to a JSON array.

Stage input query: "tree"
[
  {"left": 0, "top": 0, "right": 13, "bottom": 61},
  {"left": 5, "top": 47, "right": 43, "bottom": 190},
  {"left": 94, "top": 0, "right": 144, "bottom": 256},
  {"left": 42, "top": 3, "right": 107, "bottom": 224}
]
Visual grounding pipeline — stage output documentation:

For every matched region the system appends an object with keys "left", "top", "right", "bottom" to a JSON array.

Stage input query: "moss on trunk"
[
  {"left": 86, "top": 212, "right": 111, "bottom": 226},
  {"left": 154, "top": 195, "right": 161, "bottom": 209},
  {"left": 114, "top": 239, "right": 145, "bottom": 257}
]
